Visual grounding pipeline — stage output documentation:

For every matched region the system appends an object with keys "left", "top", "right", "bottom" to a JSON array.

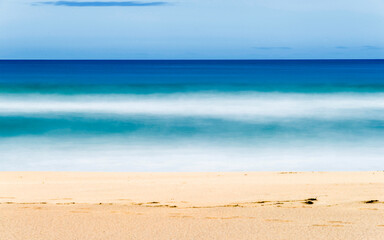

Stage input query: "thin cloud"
[
  {"left": 36, "top": 1, "right": 168, "bottom": 7},
  {"left": 362, "top": 45, "right": 381, "bottom": 50},
  {"left": 253, "top": 47, "right": 292, "bottom": 50}
]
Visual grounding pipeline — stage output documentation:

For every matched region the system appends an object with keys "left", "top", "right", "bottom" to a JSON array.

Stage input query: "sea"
[{"left": 0, "top": 60, "right": 383, "bottom": 171}]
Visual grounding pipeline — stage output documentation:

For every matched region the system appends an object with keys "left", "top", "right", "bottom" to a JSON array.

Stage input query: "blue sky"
[{"left": 0, "top": 0, "right": 383, "bottom": 59}]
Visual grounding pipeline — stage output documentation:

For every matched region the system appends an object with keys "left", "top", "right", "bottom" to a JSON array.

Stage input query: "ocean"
[{"left": 0, "top": 60, "right": 383, "bottom": 171}]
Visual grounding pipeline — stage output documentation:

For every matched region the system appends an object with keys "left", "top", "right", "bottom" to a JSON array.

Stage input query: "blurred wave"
[
  {"left": 1, "top": 60, "right": 384, "bottom": 171},
  {"left": 1, "top": 92, "right": 384, "bottom": 120}
]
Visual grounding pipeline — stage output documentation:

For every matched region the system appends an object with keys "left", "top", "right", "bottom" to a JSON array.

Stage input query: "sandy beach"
[{"left": 0, "top": 171, "right": 383, "bottom": 239}]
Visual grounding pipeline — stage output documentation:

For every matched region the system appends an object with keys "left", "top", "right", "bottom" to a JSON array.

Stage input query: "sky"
[{"left": 0, "top": 0, "right": 384, "bottom": 59}]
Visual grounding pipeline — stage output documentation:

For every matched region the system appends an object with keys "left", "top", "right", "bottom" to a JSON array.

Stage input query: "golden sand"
[{"left": 0, "top": 171, "right": 383, "bottom": 239}]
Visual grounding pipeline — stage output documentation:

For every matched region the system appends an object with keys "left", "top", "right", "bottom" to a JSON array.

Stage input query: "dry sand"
[{"left": 0, "top": 171, "right": 383, "bottom": 239}]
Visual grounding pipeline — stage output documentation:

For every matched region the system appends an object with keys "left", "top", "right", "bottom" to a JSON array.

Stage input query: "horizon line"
[{"left": 1, "top": 58, "right": 384, "bottom": 61}]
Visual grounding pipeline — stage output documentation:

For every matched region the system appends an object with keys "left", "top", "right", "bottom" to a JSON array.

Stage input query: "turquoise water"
[{"left": 0, "top": 60, "right": 384, "bottom": 171}]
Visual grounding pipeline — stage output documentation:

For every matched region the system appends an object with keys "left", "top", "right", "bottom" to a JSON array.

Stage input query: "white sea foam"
[
  {"left": 1, "top": 92, "right": 383, "bottom": 171},
  {"left": 1, "top": 92, "right": 384, "bottom": 120},
  {"left": 0, "top": 136, "right": 382, "bottom": 171}
]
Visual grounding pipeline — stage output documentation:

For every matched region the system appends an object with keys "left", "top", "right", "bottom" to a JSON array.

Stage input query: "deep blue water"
[{"left": 0, "top": 60, "right": 383, "bottom": 171}]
